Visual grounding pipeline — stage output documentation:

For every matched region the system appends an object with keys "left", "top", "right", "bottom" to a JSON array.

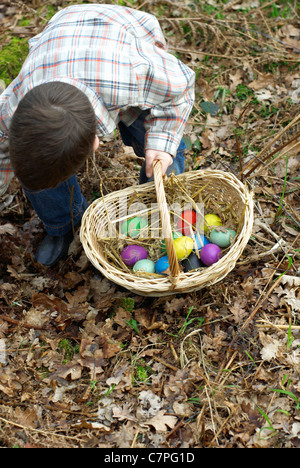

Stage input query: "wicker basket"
[{"left": 80, "top": 163, "right": 254, "bottom": 297}]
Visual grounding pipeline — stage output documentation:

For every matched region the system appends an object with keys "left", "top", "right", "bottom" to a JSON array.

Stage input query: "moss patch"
[{"left": 0, "top": 37, "right": 29, "bottom": 85}]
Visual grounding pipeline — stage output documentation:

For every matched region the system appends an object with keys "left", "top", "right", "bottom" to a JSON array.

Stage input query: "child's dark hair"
[{"left": 9, "top": 82, "right": 97, "bottom": 190}]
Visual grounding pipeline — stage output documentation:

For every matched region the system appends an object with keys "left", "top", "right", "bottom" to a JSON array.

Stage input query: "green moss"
[
  {"left": 41, "top": 4, "right": 57, "bottom": 22},
  {"left": 0, "top": 37, "right": 29, "bottom": 85},
  {"left": 57, "top": 339, "right": 78, "bottom": 363},
  {"left": 122, "top": 297, "right": 135, "bottom": 312}
]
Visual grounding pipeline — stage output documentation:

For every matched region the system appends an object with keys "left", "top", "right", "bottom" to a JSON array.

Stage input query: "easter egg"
[
  {"left": 182, "top": 253, "right": 205, "bottom": 272},
  {"left": 155, "top": 256, "right": 170, "bottom": 275},
  {"left": 200, "top": 243, "right": 222, "bottom": 266},
  {"left": 193, "top": 233, "right": 210, "bottom": 251},
  {"left": 121, "top": 245, "right": 148, "bottom": 266},
  {"left": 209, "top": 228, "right": 236, "bottom": 248},
  {"left": 173, "top": 236, "right": 194, "bottom": 260},
  {"left": 177, "top": 210, "right": 197, "bottom": 236},
  {"left": 133, "top": 259, "right": 155, "bottom": 274},
  {"left": 203, "top": 214, "right": 222, "bottom": 233},
  {"left": 121, "top": 217, "right": 147, "bottom": 238},
  {"left": 162, "top": 231, "right": 183, "bottom": 252}
]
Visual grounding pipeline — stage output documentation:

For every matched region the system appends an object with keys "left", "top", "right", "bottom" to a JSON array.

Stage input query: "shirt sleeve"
[
  {"left": 0, "top": 133, "right": 14, "bottom": 197},
  {"left": 131, "top": 40, "right": 195, "bottom": 156}
]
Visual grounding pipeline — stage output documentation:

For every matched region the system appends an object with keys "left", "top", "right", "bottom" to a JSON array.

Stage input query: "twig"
[
  {"left": 0, "top": 416, "right": 83, "bottom": 442},
  {"left": 256, "top": 320, "right": 300, "bottom": 331},
  {"left": 169, "top": 340, "right": 179, "bottom": 361},
  {"left": 166, "top": 417, "right": 185, "bottom": 440},
  {"left": 152, "top": 355, "right": 179, "bottom": 372},
  {"left": 0, "top": 314, "right": 45, "bottom": 330},
  {"left": 208, "top": 407, "right": 237, "bottom": 447},
  {"left": 237, "top": 238, "right": 288, "bottom": 265},
  {"left": 253, "top": 140, "right": 300, "bottom": 176},
  {"left": 215, "top": 232, "right": 300, "bottom": 383},
  {"left": 241, "top": 266, "right": 292, "bottom": 331},
  {"left": 235, "top": 98, "right": 252, "bottom": 182},
  {"left": 179, "top": 328, "right": 203, "bottom": 368},
  {"left": 240, "top": 114, "right": 300, "bottom": 178},
  {"left": 240, "top": 242, "right": 298, "bottom": 332},
  {"left": 204, "top": 385, "right": 218, "bottom": 444},
  {"left": 243, "top": 131, "right": 300, "bottom": 178},
  {"left": 131, "top": 430, "right": 140, "bottom": 448}
]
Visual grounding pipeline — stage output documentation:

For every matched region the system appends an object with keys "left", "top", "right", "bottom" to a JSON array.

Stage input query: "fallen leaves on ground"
[{"left": 0, "top": 0, "right": 300, "bottom": 449}]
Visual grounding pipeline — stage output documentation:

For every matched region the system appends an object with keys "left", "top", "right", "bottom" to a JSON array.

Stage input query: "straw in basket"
[{"left": 80, "top": 162, "right": 254, "bottom": 297}]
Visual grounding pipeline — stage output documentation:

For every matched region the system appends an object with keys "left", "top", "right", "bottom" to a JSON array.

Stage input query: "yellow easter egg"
[
  {"left": 203, "top": 214, "right": 222, "bottom": 233},
  {"left": 173, "top": 236, "right": 194, "bottom": 260}
]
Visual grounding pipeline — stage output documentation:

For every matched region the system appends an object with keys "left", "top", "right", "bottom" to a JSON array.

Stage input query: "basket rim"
[{"left": 80, "top": 169, "right": 254, "bottom": 296}]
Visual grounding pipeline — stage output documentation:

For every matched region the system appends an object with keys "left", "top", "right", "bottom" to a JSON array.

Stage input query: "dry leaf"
[
  {"left": 112, "top": 404, "right": 136, "bottom": 422},
  {"left": 255, "top": 89, "right": 272, "bottom": 101},
  {"left": 24, "top": 308, "right": 50, "bottom": 328},
  {"left": 229, "top": 298, "right": 248, "bottom": 324},
  {"left": 249, "top": 73, "right": 274, "bottom": 91},
  {"left": 14, "top": 406, "right": 39, "bottom": 429},
  {"left": 229, "top": 69, "right": 243, "bottom": 91},
  {"left": 0, "top": 339, "right": 7, "bottom": 365},
  {"left": 143, "top": 410, "right": 177, "bottom": 432},
  {"left": 280, "top": 276, "right": 300, "bottom": 287},
  {"left": 138, "top": 390, "right": 163, "bottom": 418},
  {"left": 259, "top": 332, "right": 281, "bottom": 361},
  {"left": 0, "top": 223, "right": 17, "bottom": 235},
  {"left": 55, "top": 362, "right": 82, "bottom": 380},
  {"left": 279, "top": 288, "right": 300, "bottom": 312}
]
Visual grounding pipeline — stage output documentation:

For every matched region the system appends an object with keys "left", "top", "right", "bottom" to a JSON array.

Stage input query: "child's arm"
[
  {"left": 145, "top": 149, "right": 173, "bottom": 178},
  {"left": 0, "top": 135, "right": 13, "bottom": 197},
  {"left": 0, "top": 88, "right": 14, "bottom": 197},
  {"left": 133, "top": 40, "right": 195, "bottom": 162}
]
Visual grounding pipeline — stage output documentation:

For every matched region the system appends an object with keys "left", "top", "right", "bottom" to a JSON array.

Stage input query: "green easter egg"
[
  {"left": 121, "top": 217, "right": 148, "bottom": 238},
  {"left": 133, "top": 259, "right": 155, "bottom": 273},
  {"left": 209, "top": 228, "right": 236, "bottom": 248}
]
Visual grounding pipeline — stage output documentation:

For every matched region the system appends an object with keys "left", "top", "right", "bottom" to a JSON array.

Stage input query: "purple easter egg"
[
  {"left": 121, "top": 245, "right": 148, "bottom": 266},
  {"left": 200, "top": 243, "right": 222, "bottom": 266}
]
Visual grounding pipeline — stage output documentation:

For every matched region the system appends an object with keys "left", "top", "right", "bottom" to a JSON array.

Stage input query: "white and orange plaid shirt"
[{"left": 0, "top": 4, "right": 195, "bottom": 196}]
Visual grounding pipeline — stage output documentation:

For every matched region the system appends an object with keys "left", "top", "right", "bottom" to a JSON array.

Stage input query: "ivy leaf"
[{"left": 200, "top": 101, "right": 219, "bottom": 116}]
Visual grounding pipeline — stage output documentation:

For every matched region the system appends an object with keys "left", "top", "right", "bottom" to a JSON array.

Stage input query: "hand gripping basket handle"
[{"left": 153, "top": 160, "right": 180, "bottom": 282}]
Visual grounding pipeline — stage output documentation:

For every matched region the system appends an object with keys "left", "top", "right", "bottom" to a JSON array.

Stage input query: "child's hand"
[{"left": 145, "top": 149, "right": 173, "bottom": 178}]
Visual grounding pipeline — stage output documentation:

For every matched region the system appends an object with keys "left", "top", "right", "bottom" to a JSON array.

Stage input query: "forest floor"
[{"left": 0, "top": 0, "right": 299, "bottom": 449}]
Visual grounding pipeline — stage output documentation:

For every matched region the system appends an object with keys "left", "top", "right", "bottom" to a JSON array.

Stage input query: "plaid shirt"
[{"left": 0, "top": 4, "right": 195, "bottom": 196}]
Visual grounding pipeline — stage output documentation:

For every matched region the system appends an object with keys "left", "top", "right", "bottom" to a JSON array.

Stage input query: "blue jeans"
[
  {"left": 119, "top": 110, "right": 186, "bottom": 183},
  {"left": 22, "top": 175, "right": 88, "bottom": 236},
  {"left": 23, "top": 111, "right": 186, "bottom": 236}
]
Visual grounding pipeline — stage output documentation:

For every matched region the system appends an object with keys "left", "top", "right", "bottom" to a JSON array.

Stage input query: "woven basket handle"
[{"left": 153, "top": 160, "right": 180, "bottom": 281}]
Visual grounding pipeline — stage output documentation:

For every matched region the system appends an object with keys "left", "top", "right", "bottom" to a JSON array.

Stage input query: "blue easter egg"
[
  {"left": 194, "top": 233, "right": 210, "bottom": 251},
  {"left": 155, "top": 256, "right": 170, "bottom": 275},
  {"left": 133, "top": 259, "right": 155, "bottom": 273}
]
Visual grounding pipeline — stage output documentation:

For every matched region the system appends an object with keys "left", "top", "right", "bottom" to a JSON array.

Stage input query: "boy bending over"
[{"left": 0, "top": 4, "right": 195, "bottom": 266}]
